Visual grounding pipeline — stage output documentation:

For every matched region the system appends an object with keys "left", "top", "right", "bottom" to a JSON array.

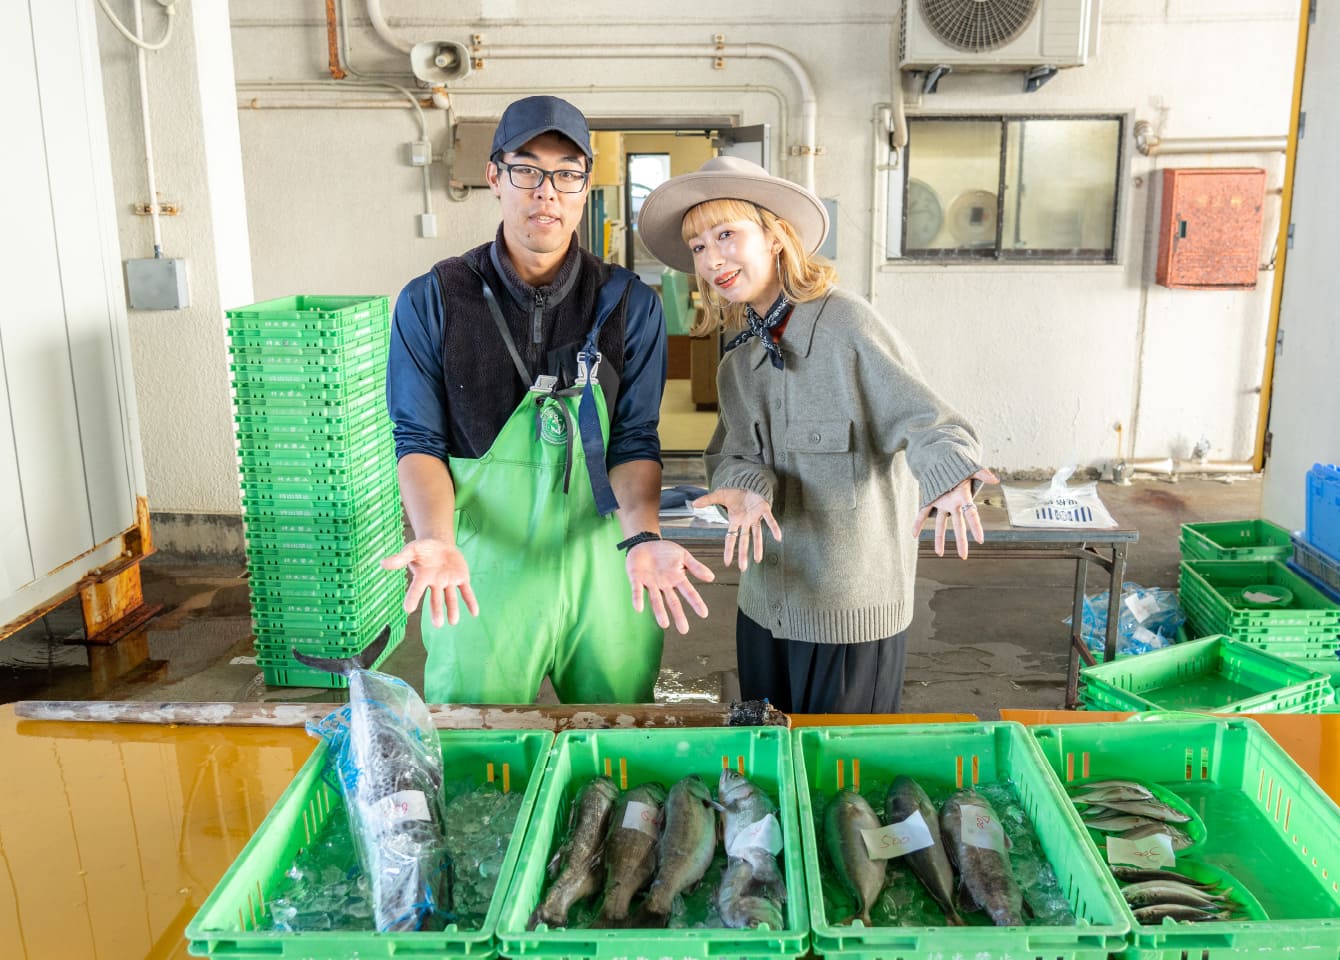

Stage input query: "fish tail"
[{"left": 292, "top": 626, "right": 391, "bottom": 675}]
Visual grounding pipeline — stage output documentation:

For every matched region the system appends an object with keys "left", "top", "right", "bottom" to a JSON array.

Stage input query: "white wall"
[
  {"left": 1262, "top": 4, "right": 1340, "bottom": 530},
  {"left": 96, "top": 0, "right": 252, "bottom": 516},
  {"left": 92, "top": 0, "right": 1300, "bottom": 521}
]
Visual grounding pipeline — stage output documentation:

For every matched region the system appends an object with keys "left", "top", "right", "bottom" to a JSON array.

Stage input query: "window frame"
[{"left": 889, "top": 113, "right": 1125, "bottom": 265}]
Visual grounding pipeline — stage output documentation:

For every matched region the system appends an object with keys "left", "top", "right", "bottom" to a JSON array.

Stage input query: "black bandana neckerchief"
[{"left": 724, "top": 292, "right": 791, "bottom": 370}]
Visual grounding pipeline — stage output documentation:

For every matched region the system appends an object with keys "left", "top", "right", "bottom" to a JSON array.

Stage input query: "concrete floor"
[{"left": 0, "top": 469, "right": 1263, "bottom": 718}]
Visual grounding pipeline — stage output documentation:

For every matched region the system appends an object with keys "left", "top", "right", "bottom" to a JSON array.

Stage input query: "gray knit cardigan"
[{"left": 705, "top": 287, "right": 983, "bottom": 644}]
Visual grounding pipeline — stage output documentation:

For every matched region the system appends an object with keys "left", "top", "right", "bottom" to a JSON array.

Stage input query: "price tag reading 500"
[{"left": 860, "top": 809, "right": 934, "bottom": 860}]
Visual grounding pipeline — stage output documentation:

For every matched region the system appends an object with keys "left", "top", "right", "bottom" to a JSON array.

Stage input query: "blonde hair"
[{"left": 679, "top": 198, "right": 837, "bottom": 336}]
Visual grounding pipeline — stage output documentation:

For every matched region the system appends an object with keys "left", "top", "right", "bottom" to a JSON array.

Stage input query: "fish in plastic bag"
[{"left": 299, "top": 629, "right": 454, "bottom": 931}]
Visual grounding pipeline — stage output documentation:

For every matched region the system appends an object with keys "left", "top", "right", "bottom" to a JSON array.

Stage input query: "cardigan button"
[{"left": 809, "top": 432, "right": 821, "bottom": 444}]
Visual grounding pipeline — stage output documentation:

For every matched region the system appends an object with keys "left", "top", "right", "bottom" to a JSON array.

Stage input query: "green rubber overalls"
[{"left": 420, "top": 270, "right": 662, "bottom": 704}]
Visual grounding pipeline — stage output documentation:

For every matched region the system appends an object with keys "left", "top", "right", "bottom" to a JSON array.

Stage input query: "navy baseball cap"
[{"left": 491, "top": 96, "right": 592, "bottom": 160}]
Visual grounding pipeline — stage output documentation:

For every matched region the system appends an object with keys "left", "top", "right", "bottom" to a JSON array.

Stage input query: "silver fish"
[
  {"left": 1070, "top": 784, "right": 1156, "bottom": 804},
  {"left": 718, "top": 856, "right": 786, "bottom": 930},
  {"left": 598, "top": 782, "right": 667, "bottom": 924},
  {"left": 1121, "top": 880, "right": 1226, "bottom": 909},
  {"left": 1083, "top": 814, "right": 1164, "bottom": 833},
  {"left": 1133, "top": 903, "right": 1231, "bottom": 924},
  {"left": 1078, "top": 779, "right": 1157, "bottom": 793},
  {"left": 718, "top": 768, "right": 786, "bottom": 897},
  {"left": 884, "top": 775, "right": 963, "bottom": 926},
  {"left": 941, "top": 789, "right": 1025, "bottom": 927},
  {"left": 1109, "top": 865, "right": 1214, "bottom": 888},
  {"left": 1081, "top": 799, "right": 1190, "bottom": 823},
  {"left": 824, "top": 788, "right": 887, "bottom": 926},
  {"left": 1119, "top": 821, "right": 1194, "bottom": 850},
  {"left": 644, "top": 776, "right": 718, "bottom": 916},
  {"left": 529, "top": 776, "right": 620, "bottom": 929}
]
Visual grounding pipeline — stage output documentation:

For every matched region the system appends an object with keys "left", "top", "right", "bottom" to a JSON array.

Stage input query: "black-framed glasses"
[{"left": 496, "top": 161, "right": 589, "bottom": 193}]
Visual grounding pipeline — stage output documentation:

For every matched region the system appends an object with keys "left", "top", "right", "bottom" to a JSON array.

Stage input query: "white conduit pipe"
[
  {"left": 471, "top": 43, "right": 819, "bottom": 191},
  {"left": 364, "top": 0, "right": 412, "bottom": 53},
  {"left": 1134, "top": 121, "right": 1286, "bottom": 156},
  {"left": 134, "top": 0, "right": 163, "bottom": 257}
]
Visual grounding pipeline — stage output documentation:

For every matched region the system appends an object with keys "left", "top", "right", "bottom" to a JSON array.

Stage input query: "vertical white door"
[
  {"left": 0, "top": 0, "right": 143, "bottom": 610},
  {"left": 1263, "top": 9, "right": 1340, "bottom": 529}
]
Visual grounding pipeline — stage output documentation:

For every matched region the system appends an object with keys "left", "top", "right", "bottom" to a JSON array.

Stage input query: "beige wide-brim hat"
[{"left": 637, "top": 156, "right": 829, "bottom": 275}]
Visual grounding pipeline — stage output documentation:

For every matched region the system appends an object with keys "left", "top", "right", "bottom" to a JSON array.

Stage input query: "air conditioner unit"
[{"left": 899, "top": 0, "right": 1100, "bottom": 72}]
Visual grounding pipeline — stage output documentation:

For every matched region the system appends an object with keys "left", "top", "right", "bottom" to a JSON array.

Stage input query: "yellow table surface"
[{"left": 3, "top": 703, "right": 1337, "bottom": 959}]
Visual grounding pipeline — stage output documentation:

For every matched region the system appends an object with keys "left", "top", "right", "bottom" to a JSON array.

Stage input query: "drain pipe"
[
  {"left": 1122, "top": 458, "right": 1258, "bottom": 479},
  {"left": 869, "top": 104, "right": 892, "bottom": 306},
  {"left": 365, "top": 0, "right": 412, "bottom": 53},
  {"left": 471, "top": 41, "right": 819, "bottom": 190}
]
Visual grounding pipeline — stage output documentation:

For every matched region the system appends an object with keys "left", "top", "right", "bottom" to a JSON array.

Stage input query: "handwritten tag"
[
  {"left": 1106, "top": 832, "right": 1175, "bottom": 868},
  {"left": 621, "top": 800, "right": 661, "bottom": 838},
  {"left": 1124, "top": 592, "right": 1161, "bottom": 623},
  {"left": 861, "top": 809, "right": 934, "bottom": 860},
  {"left": 728, "top": 813, "right": 784, "bottom": 857},
  {"left": 960, "top": 804, "right": 1008, "bottom": 854},
  {"left": 371, "top": 790, "right": 430, "bottom": 825}
]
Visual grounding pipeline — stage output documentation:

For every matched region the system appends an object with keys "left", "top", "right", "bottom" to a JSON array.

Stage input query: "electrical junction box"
[
  {"left": 1155, "top": 167, "right": 1267, "bottom": 290},
  {"left": 448, "top": 119, "right": 496, "bottom": 187},
  {"left": 124, "top": 257, "right": 190, "bottom": 309}
]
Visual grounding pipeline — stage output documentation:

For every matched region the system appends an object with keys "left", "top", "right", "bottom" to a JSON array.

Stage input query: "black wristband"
[{"left": 617, "top": 531, "right": 662, "bottom": 552}]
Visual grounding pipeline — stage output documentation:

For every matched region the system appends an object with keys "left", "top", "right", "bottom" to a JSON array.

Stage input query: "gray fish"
[
  {"left": 1083, "top": 814, "right": 1163, "bottom": 833},
  {"left": 1078, "top": 779, "right": 1157, "bottom": 794},
  {"left": 644, "top": 776, "right": 718, "bottom": 916},
  {"left": 1110, "top": 865, "right": 1214, "bottom": 888},
  {"left": 718, "top": 856, "right": 786, "bottom": 930},
  {"left": 1119, "top": 822, "right": 1194, "bottom": 850},
  {"left": 1133, "top": 903, "right": 1232, "bottom": 924},
  {"left": 1121, "top": 880, "right": 1226, "bottom": 909},
  {"left": 718, "top": 768, "right": 786, "bottom": 898},
  {"left": 941, "top": 789, "right": 1025, "bottom": 927},
  {"left": 823, "top": 788, "right": 887, "bottom": 926},
  {"left": 597, "top": 782, "right": 667, "bottom": 923},
  {"left": 884, "top": 775, "right": 963, "bottom": 926},
  {"left": 529, "top": 776, "right": 621, "bottom": 929},
  {"left": 1070, "top": 784, "right": 1156, "bottom": 804},
  {"left": 1081, "top": 799, "right": 1190, "bottom": 823},
  {"left": 296, "top": 630, "right": 454, "bottom": 932}
]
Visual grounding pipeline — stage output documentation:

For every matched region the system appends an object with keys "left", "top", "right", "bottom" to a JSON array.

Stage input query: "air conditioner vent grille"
[{"left": 920, "top": 0, "right": 1040, "bottom": 52}]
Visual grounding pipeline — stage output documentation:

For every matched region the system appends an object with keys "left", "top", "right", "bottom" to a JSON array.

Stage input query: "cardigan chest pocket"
[{"left": 784, "top": 419, "right": 856, "bottom": 511}]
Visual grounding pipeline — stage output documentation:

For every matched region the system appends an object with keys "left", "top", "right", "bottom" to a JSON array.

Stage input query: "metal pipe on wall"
[
  {"left": 1133, "top": 120, "right": 1287, "bottom": 156},
  {"left": 473, "top": 42, "right": 819, "bottom": 190}
]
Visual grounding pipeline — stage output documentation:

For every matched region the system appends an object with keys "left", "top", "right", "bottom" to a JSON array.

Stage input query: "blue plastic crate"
[{"left": 1306, "top": 464, "right": 1340, "bottom": 561}]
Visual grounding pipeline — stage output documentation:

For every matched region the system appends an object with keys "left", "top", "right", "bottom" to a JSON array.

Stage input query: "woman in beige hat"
[{"left": 638, "top": 156, "right": 996, "bottom": 713}]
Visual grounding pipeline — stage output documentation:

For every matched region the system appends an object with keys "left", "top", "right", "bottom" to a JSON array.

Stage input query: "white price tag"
[
  {"left": 860, "top": 809, "right": 934, "bottom": 860},
  {"left": 960, "top": 804, "right": 1008, "bottom": 855},
  {"left": 1124, "top": 592, "right": 1161, "bottom": 623},
  {"left": 728, "top": 813, "right": 784, "bottom": 857},
  {"left": 1132, "top": 624, "right": 1160, "bottom": 646},
  {"left": 371, "top": 790, "right": 431, "bottom": 825},
  {"left": 1106, "top": 832, "right": 1175, "bottom": 868},
  {"left": 621, "top": 800, "right": 661, "bottom": 838}
]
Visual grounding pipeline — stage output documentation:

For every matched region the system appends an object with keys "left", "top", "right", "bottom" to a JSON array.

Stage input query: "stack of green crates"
[
  {"left": 227, "top": 295, "right": 408, "bottom": 688},
  {"left": 1179, "top": 518, "right": 1293, "bottom": 561},
  {"left": 1179, "top": 560, "right": 1340, "bottom": 682}
]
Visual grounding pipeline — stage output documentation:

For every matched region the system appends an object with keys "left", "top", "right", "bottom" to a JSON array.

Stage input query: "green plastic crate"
[
  {"left": 225, "top": 294, "right": 389, "bottom": 324},
  {"left": 1079, "top": 636, "right": 1335, "bottom": 714},
  {"left": 794, "top": 723, "right": 1129, "bottom": 960},
  {"left": 232, "top": 385, "right": 385, "bottom": 421},
  {"left": 241, "top": 479, "right": 401, "bottom": 522},
  {"left": 227, "top": 322, "right": 386, "bottom": 357},
  {"left": 496, "top": 726, "right": 809, "bottom": 960},
  {"left": 1179, "top": 519, "right": 1294, "bottom": 562},
  {"left": 230, "top": 351, "right": 386, "bottom": 387},
  {"left": 1180, "top": 560, "right": 1340, "bottom": 626},
  {"left": 186, "top": 727, "right": 550, "bottom": 956},
  {"left": 1030, "top": 718, "right": 1340, "bottom": 959},
  {"left": 235, "top": 416, "right": 390, "bottom": 456}
]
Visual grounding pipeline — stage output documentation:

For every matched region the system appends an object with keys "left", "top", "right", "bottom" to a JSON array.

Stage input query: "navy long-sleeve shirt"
[{"left": 387, "top": 238, "right": 667, "bottom": 470}]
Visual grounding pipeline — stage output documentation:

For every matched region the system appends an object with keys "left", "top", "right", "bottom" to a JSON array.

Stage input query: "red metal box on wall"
[{"left": 1155, "top": 167, "right": 1267, "bottom": 289}]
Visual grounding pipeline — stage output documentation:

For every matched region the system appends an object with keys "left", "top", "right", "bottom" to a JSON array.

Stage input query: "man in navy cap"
[{"left": 383, "top": 96, "right": 714, "bottom": 704}]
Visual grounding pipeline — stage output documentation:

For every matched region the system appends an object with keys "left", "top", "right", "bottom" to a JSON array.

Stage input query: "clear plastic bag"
[
  {"left": 1064, "top": 581, "right": 1187, "bottom": 658},
  {"left": 309, "top": 668, "right": 454, "bottom": 931},
  {"left": 1002, "top": 465, "right": 1118, "bottom": 529}
]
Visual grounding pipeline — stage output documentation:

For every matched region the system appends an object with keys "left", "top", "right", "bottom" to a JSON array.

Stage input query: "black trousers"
[{"left": 735, "top": 609, "right": 909, "bottom": 714}]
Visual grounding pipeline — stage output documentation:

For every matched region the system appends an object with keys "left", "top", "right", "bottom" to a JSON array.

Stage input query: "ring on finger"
[{"left": 959, "top": 503, "right": 977, "bottom": 514}]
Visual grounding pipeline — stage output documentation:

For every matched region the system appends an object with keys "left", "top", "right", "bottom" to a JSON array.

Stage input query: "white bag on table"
[{"left": 1001, "top": 465, "right": 1118, "bottom": 529}]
